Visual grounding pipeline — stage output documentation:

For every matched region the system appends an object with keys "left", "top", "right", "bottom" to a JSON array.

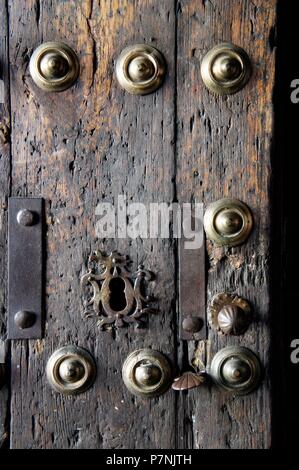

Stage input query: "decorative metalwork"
[
  {"left": 46, "top": 346, "right": 96, "bottom": 395},
  {"left": 209, "top": 346, "right": 262, "bottom": 395},
  {"left": 208, "top": 292, "right": 251, "bottom": 335},
  {"left": 29, "top": 42, "right": 79, "bottom": 92},
  {"left": 204, "top": 198, "right": 253, "bottom": 247},
  {"left": 172, "top": 371, "right": 205, "bottom": 391},
  {"left": 81, "top": 250, "right": 155, "bottom": 330},
  {"left": 115, "top": 44, "right": 166, "bottom": 95},
  {"left": 201, "top": 42, "right": 251, "bottom": 95},
  {"left": 172, "top": 349, "right": 206, "bottom": 392},
  {"left": 122, "top": 349, "right": 172, "bottom": 398}
]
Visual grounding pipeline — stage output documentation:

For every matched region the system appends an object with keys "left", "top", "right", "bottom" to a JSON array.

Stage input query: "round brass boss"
[
  {"left": 29, "top": 42, "right": 80, "bottom": 92},
  {"left": 210, "top": 346, "right": 262, "bottom": 395},
  {"left": 201, "top": 42, "right": 251, "bottom": 95},
  {"left": 204, "top": 198, "right": 253, "bottom": 247},
  {"left": 122, "top": 349, "right": 172, "bottom": 398},
  {"left": 46, "top": 346, "right": 96, "bottom": 395},
  {"left": 115, "top": 44, "right": 166, "bottom": 95}
]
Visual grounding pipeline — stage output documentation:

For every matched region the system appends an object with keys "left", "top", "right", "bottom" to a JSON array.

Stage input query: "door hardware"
[
  {"left": 81, "top": 250, "right": 155, "bottom": 331},
  {"left": 208, "top": 292, "right": 251, "bottom": 335},
  {"left": 209, "top": 346, "right": 262, "bottom": 395},
  {"left": 201, "top": 42, "right": 251, "bottom": 95},
  {"left": 29, "top": 42, "right": 79, "bottom": 92},
  {"left": 46, "top": 346, "right": 96, "bottom": 395},
  {"left": 0, "top": 340, "right": 5, "bottom": 390},
  {"left": 172, "top": 371, "right": 205, "bottom": 391},
  {"left": 172, "top": 343, "right": 206, "bottom": 392},
  {"left": 8, "top": 198, "right": 44, "bottom": 340},
  {"left": 204, "top": 198, "right": 253, "bottom": 247},
  {"left": 115, "top": 44, "right": 166, "bottom": 95},
  {"left": 179, "top": 204, "right": 206, "bottom": 340},
  {"left": 122, "top": 349, "right": 172, "bottom": 398}
]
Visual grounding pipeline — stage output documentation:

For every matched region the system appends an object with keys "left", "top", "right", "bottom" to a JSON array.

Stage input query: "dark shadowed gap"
[{"left": 271, "top": 0, "right": 299, "bottom": 449}]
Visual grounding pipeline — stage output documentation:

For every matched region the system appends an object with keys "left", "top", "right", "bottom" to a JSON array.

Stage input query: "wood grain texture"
[
  {"left": 0, "top": 0, "right": 11, "bottom": 449},
  {"left": 8, "top": 0, "right": 176, "bottom": 449},
  {"left": 176, "top": 0, "right": 277, "bottom": 449},
  {"left": 3, "top": 0, "right": 278, "bottom": 449}
]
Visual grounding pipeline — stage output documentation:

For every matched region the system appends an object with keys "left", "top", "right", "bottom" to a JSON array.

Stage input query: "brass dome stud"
[
  {"left": 210, "top": 346, "right": 262, "bottom": 394},
  {"left": 201, "top": 42, "right": 251, "bottom": 95},
  {"left": 29, "top": 42, "right": 80, "bottom": 92},
  {"left": 204, "top": 198, "right": 253, "bottom": 247},
  {"left": 115, "top": 44, "right": 166, "bottom": 95},
  {"left": 122, "top": 349, "right": 172, "bottom": 398},
  {"left": 46, "top": 346, "right": 96, "bottom": 395}
]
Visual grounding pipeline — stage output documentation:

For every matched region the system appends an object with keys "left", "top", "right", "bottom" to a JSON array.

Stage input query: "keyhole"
[{"left": 109, "top": 278, "right": 127, "bottom": 312}]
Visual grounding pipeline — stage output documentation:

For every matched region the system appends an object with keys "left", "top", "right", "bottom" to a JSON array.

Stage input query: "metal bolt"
[
  {"left": 14, "top": 310, "right": 36, "bottom": 329},
  {"left": 182, "top": 316, "right": 203, "bottom": 334},
  {"left": 58, "top": 358, "right": 85, "bottom": 384},
  {"left": 135, "top": 362, "right": 162, "bottom": 387},
  {"left": 17, "top": 209, "right": 35, "bottom": 227}
]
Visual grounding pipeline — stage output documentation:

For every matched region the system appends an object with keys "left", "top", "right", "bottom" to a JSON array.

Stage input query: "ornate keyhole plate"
[{"left": 81, "top": 251, "right": 155, "bottom": 331}]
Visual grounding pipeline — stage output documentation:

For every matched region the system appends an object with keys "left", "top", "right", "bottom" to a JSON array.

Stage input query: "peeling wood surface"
[
  {"left": 0, "top": 0, "right": 277, "bottom": 449},
  {"left": 8, "top": 0, "right": 176, "bottom": 449},
  {"left": 176, "top": 0, "right": 276, "bottom": 449}
]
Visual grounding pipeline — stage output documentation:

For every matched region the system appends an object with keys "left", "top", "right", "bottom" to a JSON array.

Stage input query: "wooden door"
[{"left": 0, "top": 0, "right": 280, "bottom": 449}]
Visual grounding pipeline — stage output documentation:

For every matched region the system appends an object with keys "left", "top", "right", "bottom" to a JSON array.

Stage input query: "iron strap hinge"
[{"left": 8, "top": 197, "right": 44, "bottom": 340}]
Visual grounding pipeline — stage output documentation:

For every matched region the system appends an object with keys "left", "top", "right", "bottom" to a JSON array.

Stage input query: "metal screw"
[
  {"left": 14, "top": 310, "right": 36, "bottom": 329},
  {"left": 182, "top": 316, "right": 203, "bottom": 334},
  {"left": 17, "top": 209, "right": 35, "bottom": 227}
]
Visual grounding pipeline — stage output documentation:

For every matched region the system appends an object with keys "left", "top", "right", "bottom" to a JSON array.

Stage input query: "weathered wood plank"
[
  {"left": 176, "top": 0, "right": 276, "bottom": 449},
  {"left": 0, "top": 0, "right": 11, "bottom": 449},
  {"left": 8, "top": 0, "right": 176, "bottom": 449}
]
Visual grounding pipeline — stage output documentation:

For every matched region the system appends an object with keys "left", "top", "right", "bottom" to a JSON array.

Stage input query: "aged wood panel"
[
  {"left": 176, "top": 0, "right": 276, "bottom": 448},
  {"left": 0, "top": 0, "right": 11, "bottom": 449},
  {"left": 8, "top": 0, "right": 176, "bottom": 448}
]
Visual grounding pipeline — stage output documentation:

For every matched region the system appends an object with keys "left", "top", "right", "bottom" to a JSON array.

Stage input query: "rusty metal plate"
[
  {"left": 179, "top": 203, "right": 206, "bottom": 340},
  {"left": 8, "top": 198, "right": 44, "bottom": 339}
]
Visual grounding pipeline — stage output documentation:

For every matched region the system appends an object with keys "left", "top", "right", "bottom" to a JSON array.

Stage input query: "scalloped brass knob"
[
  {"left": 201, "top": 42, "right": 251, "bottom": 95},
  {"left": 204, "top": 198, "right": 253, "bottom": 247},
  {"left": 210, "top": 346, "right": 262, "bottom": 394},
  {"left": 122, "top": 349, "right": 172, "bottom": 398},
  {"left": 46, "top": 346, "right": 96, "bottom": 395},
  {"left": 115, "top": 44, "right": 166, "bottom": 95},
  {"left": 29, "top": 42, "right": 80, "bottom": 92},
  {"left": 208, "top": 292, "right": 251, "bottom": 335}
]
